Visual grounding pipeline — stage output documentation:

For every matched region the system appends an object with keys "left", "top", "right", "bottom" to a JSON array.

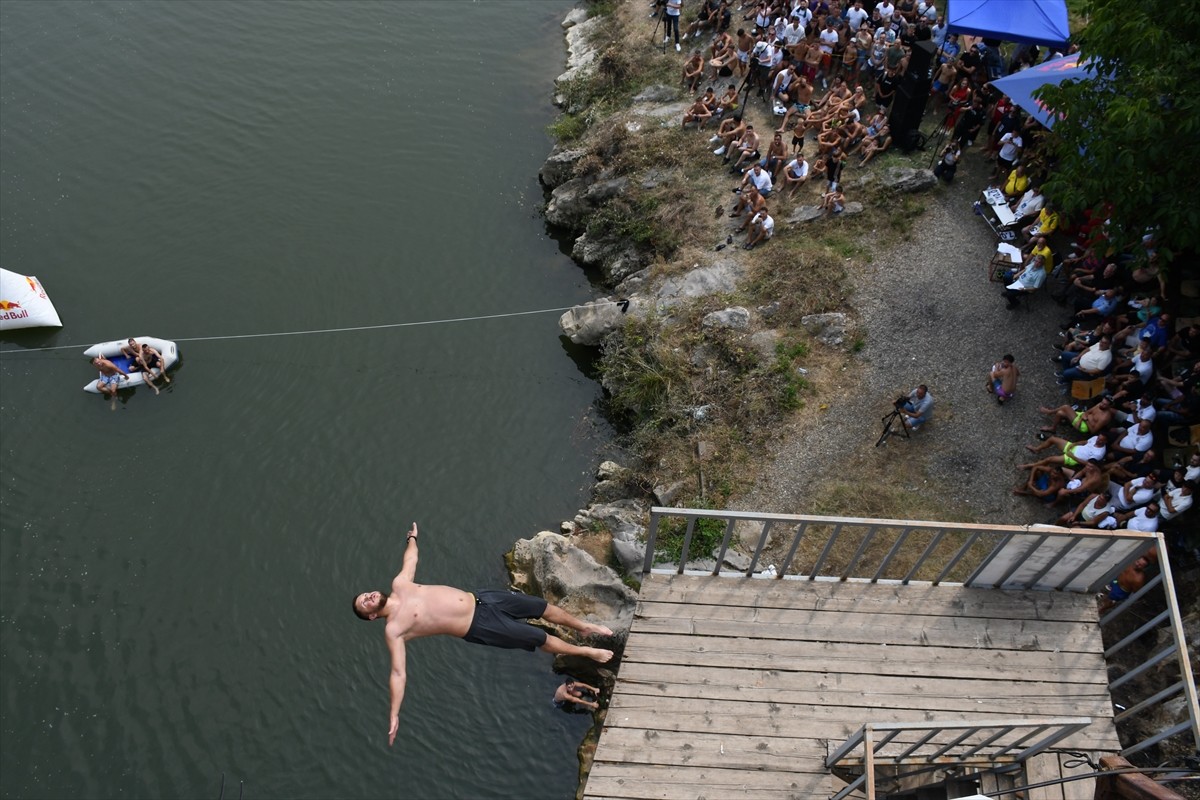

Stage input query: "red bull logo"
[
  {"left": 0, "top": 300, "right": 28, "bottom": 321},
  {"left": 24, "top": 276, "right": 47, "bottom": 299}
]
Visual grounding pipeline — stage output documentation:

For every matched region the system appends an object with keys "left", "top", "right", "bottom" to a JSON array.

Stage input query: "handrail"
[{"left": 825, "top": 718, "right": 1092, "bottom": 800}]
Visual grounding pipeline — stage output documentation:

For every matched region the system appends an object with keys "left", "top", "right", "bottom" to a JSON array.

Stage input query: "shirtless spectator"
[
  {"left": 986, "top": 354, "right": 1019, "bottom": 403},
  {"left": 729, "top": 183, "right": 766, "bottom": 222},
  {"left": 856, "top": 124, "right": 891, "bottom": 165},
  {"left": 1058, "top": 459, "right": 1107, "bottom": 505},
  {"left": 776, "top": 74, "right": 814, "bottom": 144},
  {"left": 730, "top": 124, "right": 762, "bottom": 169},
  {"left": 682, "top": 94, "right": 713, "bottom": 128},
  {"left": 354, "top": 523, "right": 613, "bottom": 745},
  {"left": 1098, "top": 550, "right": 1156, "bottom": 611},
  {"left": 759, "top": 131, "right": 789, "bottom": 179},
  {"left": 820, "top": 184, "right": 846, "bottom": 214},
  {"left": 1038, "top": 395, "right": 1113, "bottom": 436},
  {"left": 1011, "top": 464, "right": 1065, "bottom": 504},
  {"left": 119, "top": 337, "right": 143, "bottom": 362},
  {"left": 714, "top": 83, "right": 740, "bottom": 118},
  {"left": 683, "top": 0, "right": 721, "bottom": 40},
  {"left": 709, "top": 38, "right": 739, "bottom": 80},
  {"left": 682, "top": 51, "right": 706, "bottom": 93},
  {"left": 1019, "top": 433, "right": 1108, "bottom": 470},
  {"left": 91, "top": 355, "right": 129, "bottom": 404},
  {"left": 711, "top": 114, "right": 747, "bottom": 157},
  {"left": 136, "top": 342, "right": 170, "bottom": 396}
]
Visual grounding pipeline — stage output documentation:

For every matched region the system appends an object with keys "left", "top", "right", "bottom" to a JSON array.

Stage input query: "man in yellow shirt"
[
  {"left": 1022, "top": 203, "right": 1059, "bottom": 239},
  {"left": 1023, "top": 234, "right": 1054, "bottom": 272}
]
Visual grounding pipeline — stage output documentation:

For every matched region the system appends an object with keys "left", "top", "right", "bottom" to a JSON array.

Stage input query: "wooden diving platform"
[{"left": 584, "top": 574, "right": 1123, "bottom": 800}]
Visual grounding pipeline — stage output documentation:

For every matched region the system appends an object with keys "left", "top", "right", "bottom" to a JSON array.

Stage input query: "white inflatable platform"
[{"left": 82, "top": 337, "right": 179, "bottom": 393}]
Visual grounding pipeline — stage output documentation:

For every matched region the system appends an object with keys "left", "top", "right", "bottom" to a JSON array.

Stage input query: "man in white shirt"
[
  {"left": 1160, "top": 482, "right": 1193, "bottom": 522},
  {"left": 876, "top": 0, "right": 896, "bottom": 23},
  {"left": 744, "top": 208, "right": 774, "bottom": 249},
  {"left": 664, "top": 0, "right": 683, "bottom": 51},
  {"left": 790, "top": 0, "right": 812, "bottom": 29},
  {"left": 817, "top": 19, "right": 840, "bottom": 87},
  {"left": 846, "top": 1, "right": 870, "bottom": 31},
  {"left": 1020, "top": 433, "right": 1108, "bottom": 470},
  {"left": 1056, "top": 336, "right": 1113, "bottom": 382},
  {"left": 1119, "top": 503, "right": 1160, "bottom": 532},
  {"left": 1111, "top": 419, "right": 1154, "bottom": 458},
  {"left": 741, "top": 161, "right": 774, "bottom": 195},
  {"left": 994, "top": 130, "right": 1024, "bottom": 178},
  {"left": 1010, "top": 185, "right": 1045, "bottom": 223},
  {"left": 1110, "top": 476, "right": 1160, "bottom": 512},
  {"left": 782, "top": 154, "right": 810, "bottom": 195}
]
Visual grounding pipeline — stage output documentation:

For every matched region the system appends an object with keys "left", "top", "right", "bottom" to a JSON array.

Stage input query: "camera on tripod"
[{"left": 893, "top": 396, "right": 909, "bottom": 409}]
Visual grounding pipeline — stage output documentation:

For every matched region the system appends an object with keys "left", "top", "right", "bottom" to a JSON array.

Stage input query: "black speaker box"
[{"left": 889, "top": 78, "right": 933, "bottom": 152}]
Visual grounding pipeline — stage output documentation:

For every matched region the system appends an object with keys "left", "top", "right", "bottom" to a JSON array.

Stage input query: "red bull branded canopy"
[
  {"left": 0, "top": 268, "right": 63, "bottom": 330},
  {"left": 947, "top": 0, "right": 1071, "bottom": 48}
]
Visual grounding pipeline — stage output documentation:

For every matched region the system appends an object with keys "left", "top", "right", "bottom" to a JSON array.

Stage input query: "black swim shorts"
[{"left": 462, "top": 590, "right": 549, "bottom": 651}]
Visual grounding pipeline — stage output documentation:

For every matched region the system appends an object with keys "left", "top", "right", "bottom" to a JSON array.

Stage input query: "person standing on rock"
[{"left": 353, "top": 523, "right": 614, "bottom": 745}]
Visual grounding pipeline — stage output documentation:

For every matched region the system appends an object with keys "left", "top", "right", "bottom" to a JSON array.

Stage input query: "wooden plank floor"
[{"left": 584, "top": 574, "right": 1121, "bottom": 800}]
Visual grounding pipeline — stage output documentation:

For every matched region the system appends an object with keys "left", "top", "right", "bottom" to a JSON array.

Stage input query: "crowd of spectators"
[{"left": 663, "top": 0, "right": 1198, "bottom": 550}]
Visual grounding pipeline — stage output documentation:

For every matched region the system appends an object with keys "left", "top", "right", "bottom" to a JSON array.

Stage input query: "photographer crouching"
[{"left": 898, "top": 384, "right": 935, "bottom": 433}]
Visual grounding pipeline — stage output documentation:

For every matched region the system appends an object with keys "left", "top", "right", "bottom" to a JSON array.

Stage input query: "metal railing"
[
  {"left": 642, "top": 507, "right": 1154, "bottom": 592},
  {"left": 824, "top": 718, "right": 1093, "bottom": 800},
  {"left": 641, "top": 508, "right": 1200, "bottom": 764},
  {"left": 1099, "top": 535, "right": 1200, "bottom": 759}
]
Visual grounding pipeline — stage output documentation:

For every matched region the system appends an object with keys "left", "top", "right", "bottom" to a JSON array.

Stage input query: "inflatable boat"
[
  {"left": 0, "top": 268, "right": 63, "bottom": 330},
  {"left": 82, "top": 337, "right": 179, "bottom": 393}
]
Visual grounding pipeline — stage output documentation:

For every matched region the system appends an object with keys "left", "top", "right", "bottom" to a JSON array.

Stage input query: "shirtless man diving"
[{"left": 353, "top": 523, "right": 614, "bottom": 746}]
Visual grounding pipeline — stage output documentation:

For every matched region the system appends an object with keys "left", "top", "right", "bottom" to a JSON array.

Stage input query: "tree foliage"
[{"left": 1036, "top": 0, "right": 1200, "bottom": 260}]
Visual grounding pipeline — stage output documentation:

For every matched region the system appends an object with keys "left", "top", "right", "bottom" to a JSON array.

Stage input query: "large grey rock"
[
  {"left": 882, "top": 166, "right": 937, "bottom": 194},
  {"left": 578, "top": 500, "right": 648, "bottom": 544},
  {"left": 788, "top": 205, "right": 825, "bottom": 224},
  {"left": 657, "top": 259, "right": 745, "bottom": 307},
  {"left": 842, "top": 201, "right": 864, "bottom": 216},
  {"left": 508, "top": 532, "right": 636, "bottom": 638},
  {"left": 653, "top": 479, "right": 689, "bottom": 506},
  {"left": 562, "top": 7, "right": 588, "bottom": 28},
  {"left": 545, "top": 177, "right": 590, "bottom": 227},
  {"left": 633, "top": 84, "right": 678, "bottom": 103},
  {"left": 629, "top": 101, "right": 691, "bottom": 123},
  {"left": 556, "top": 16, "right": 604, "bottom": 87},
  {"left": 801, "top": 311, "right": 849, "bottom": 347},
  {"left": 702, "top": 306, "right": 751, "bottom": 330},
  {"left": 596, "top": 460, "right": 624, "bottom": 481},
  {"left": 572, "top": 231, "right": 617, "bottom": 267},
  {"left": 540, "top": 147, "right": 588, "bottom": 189},
  {"left": 612, "top": 537, "right": 646, "bottom": 575},
  {"left": 559, "top": 298, "right": 630, "bottom": 346},
  {"left": 605, "top": 249, "right": 645, "bottom": 283},
  {"left": 715, "top": 546, "right": 752, "bottom": 572},
  {"left": 585, "top": 176, "right": 629, "bottom": 203}
]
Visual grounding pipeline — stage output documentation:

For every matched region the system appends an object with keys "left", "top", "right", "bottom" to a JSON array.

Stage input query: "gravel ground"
[{"left": 738, "top": 149, "right": 1068, "bottom": 525}]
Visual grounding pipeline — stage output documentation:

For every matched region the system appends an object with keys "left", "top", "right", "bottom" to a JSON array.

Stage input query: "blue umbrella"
[{"left": 989, "top": 54, "right": 1096, "bottom": 129}]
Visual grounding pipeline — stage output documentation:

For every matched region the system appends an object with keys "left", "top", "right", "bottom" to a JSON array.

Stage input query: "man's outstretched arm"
[
  {"left": 398, "top": 523, "right": 419, "bottom": 583},
  {"left": 387, "top": 634, "right": 408, "bottom": 746}
]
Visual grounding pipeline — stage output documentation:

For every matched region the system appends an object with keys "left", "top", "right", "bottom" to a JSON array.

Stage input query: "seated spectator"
[
  {"left": 1002, "top": 165, "right": 1030, "bottom": 199},
  {"left": 729, "top": 124, "right": 762, "bottom": 168},
  {"left": 1117, "top": 502, "right": 1160, "bottom": 532},
  {"left": 1021, "top": 202, "right": 1059, "bottom": 240},
  {"left": 781, "top": 153, "right": 811, "bottom": 196},
  {"left": 1019, "top": 433, "right": 1108, "bottom": 470},
  {"left": 1038, "top": 396, "right": 1114, "bottom": 435},
  {"left": 776, "top": 74, "right": 815, "bottom": 136},
  {"left": 1058, "top": 459, "right": 1108, "bottom": 505},
  {"left": 856, "top": 124, "right": 892, "bottom": 166},
  {"left": 1022, "top": 235, "right": 1054, "bottom": 273},
  {"left": 682, "top": 51, "right": 706, "bottom": 92},
  {"left": 759, "top": 131, "right": 789, "bottom": 179},
  {"left": 1058, "top": 489, "right": 1116, "bottom": 528},
  {"left": 1002, "top": 254, "right": 1046, "bottom": 309},
  {"left": 1166, "top": 322, "right": 1200, "bottom": 361},
  {"left": 711, "top": 114, "right": 747, "bottom": 156},
  {"left": 986, "top": 354, "right": 1019, "bottom": 403},
  {"left": 1109, "top": 419, "right": 1154, "bottom": 459},
  {"left": 1012, "top": 464, "right": 1065, "bottom": 504},
  {"left": 1114, "top": 394, "right": 1156, "bottom": 426},
  {"left": 740, "top": 161, "right": 774, "bottom": 196},
  {"left": 1072, "top": 290, "right": 1122, "bottom": 326},
  {"left": 1109, "top": 475, "right": 1160, "bottom": 512},
  {"left": 1009, "top": 184, "right": 1044, "bottom": 225},
  {"left": 1054, "top": 335, "right": 1113, "bottom": 383},
  {"left": 682, "top": 95, "right": 714, "bottom": 128},
  {"left": 729, "top": 183, "right": 766, "bottom": 221},
  {"left": 743, "top": 207, "right": 774, "bottom": 249},
  {"left": 1108, "top": 448, "right": 1159, "bottom": 482},
  {"left": 715, "top": 83, "right": 740, "bottom": 118},
  {"left": 1160, "top": 480, "right": 1194, "bottom": 524},
  {"left": 820, "top": 184, "right": 847, "bottom": 214}
]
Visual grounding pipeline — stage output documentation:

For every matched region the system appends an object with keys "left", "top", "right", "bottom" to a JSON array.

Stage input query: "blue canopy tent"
[
  {"left": 946, "top": 0, "right": 1071, "bottom": 48},
  {"left": 989, "top": 53, "right": 1095, "bottom": 129}
]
